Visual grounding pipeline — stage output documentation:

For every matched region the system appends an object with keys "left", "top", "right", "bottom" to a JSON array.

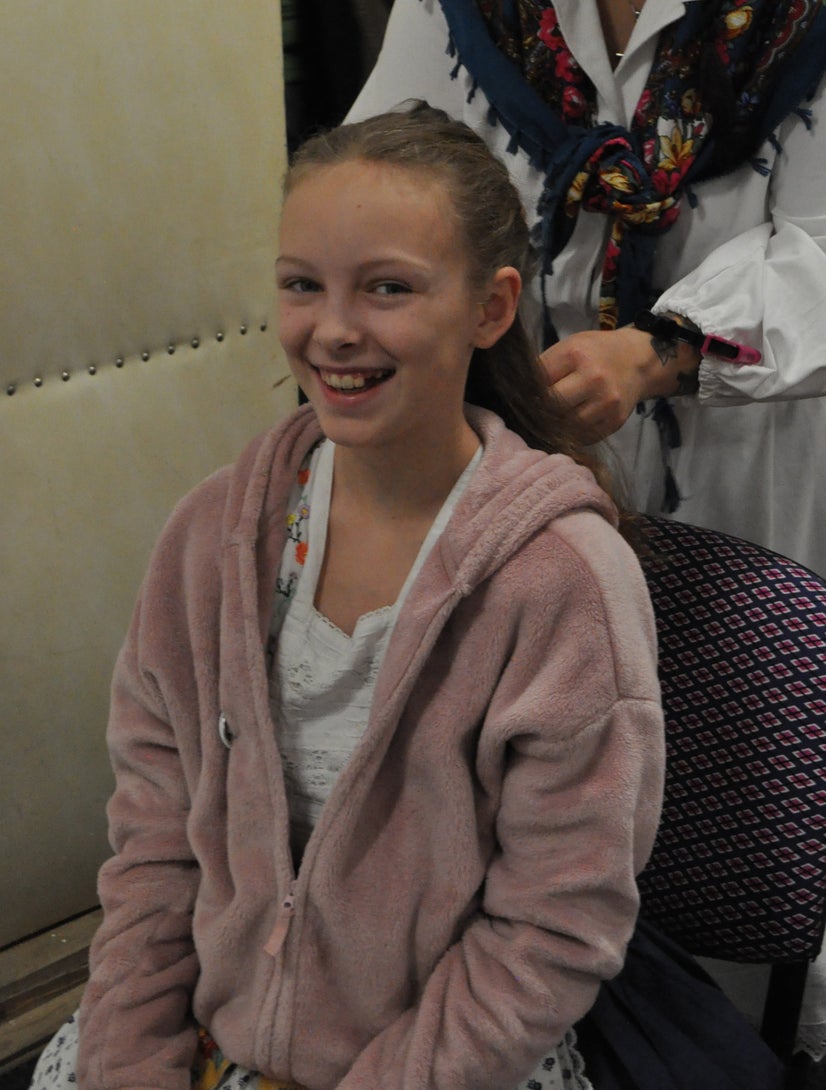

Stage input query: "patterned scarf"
[{"left": 437, "top": 0, "right": 826, "bottom": 339}]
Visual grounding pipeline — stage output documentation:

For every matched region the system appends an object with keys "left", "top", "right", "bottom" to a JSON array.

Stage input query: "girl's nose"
[{"left": 313, "top": 296, "right": 362, "bottom": 352}]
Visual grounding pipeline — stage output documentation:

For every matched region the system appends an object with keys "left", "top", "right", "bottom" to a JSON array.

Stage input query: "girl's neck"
[
  {"left": 312, "top": 422, "right": 480, "bottom": 636},
  {"left": 330, "top": 421, "right": 480, "bottom": 523}
]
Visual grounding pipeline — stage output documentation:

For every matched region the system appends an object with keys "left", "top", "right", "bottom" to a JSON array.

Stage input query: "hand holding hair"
[{"left": 541, "top": 325, "right": 701, "bottom": 441}]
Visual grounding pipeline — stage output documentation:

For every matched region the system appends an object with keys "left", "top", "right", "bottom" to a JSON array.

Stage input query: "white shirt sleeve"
[{"left": 654, "top": 73, "right": 826, "bottom": 405}]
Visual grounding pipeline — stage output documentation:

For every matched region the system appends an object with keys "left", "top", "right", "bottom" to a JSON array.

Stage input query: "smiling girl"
[{"left": 31, "top": 104, "right": 780, "bottom": 1090}]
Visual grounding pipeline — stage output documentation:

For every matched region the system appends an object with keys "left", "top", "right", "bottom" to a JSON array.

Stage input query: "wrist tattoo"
[
  {"left": 650, "top": 312, "right": 701, "bottom": 368},
  {"left": 649, "top": 318, "right": 701, "bottom": 394},
  {"left": 651, "top": 334, "right": 679, "bottom": 367}
]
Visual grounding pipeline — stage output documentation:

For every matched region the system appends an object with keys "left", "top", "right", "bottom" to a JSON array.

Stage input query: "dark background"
[{"left": 283, "top": 0, "right": 395, "bottom": 151}]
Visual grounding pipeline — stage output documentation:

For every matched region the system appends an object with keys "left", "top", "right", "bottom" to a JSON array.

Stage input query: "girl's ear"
[{"left": 473, "top": 266, "right": 522, "bottom": 349}]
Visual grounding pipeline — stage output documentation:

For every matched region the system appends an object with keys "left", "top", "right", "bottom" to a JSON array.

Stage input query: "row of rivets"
[{"left": 5, "top": 324, "right": 268, "bottom": 396}]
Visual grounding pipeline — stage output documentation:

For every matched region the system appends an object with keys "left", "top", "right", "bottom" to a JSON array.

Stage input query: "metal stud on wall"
[{"left": 2, "top": 324, "right": 270, "bottom": 397}]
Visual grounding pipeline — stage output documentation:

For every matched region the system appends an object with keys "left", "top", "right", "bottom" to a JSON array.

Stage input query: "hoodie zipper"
[{"left": 264, "top": 882, "right": 296, "bottom": 957}]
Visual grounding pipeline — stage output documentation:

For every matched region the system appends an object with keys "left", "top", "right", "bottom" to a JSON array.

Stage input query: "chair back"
[{"left": 637, "top": 517, "right": 826, "bottom": 966}]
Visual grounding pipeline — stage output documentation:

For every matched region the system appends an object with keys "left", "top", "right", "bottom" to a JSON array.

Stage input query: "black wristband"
[
  {"left": 634, "top": 309, "right": 760, "bottom": 363},
  {"left": 634, "top": 309, "right": 704, "bottom": 352}
]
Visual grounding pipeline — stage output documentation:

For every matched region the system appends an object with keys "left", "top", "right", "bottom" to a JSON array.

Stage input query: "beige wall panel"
[
  {"left": 1, "top": 2, "right": 285, "bottom": 378},
  {"left": 1, "top": 1, "right": 293, "bottom": 947}
]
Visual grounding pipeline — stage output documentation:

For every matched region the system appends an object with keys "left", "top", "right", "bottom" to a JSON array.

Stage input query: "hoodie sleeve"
[
  {"left": 76, "top": 586, "right": 202, "bottom": 1090},
  {"left": 75, "top": 415, "right": 315, "bottom": 1090},
  {"left": 74, "top": 464, "right": 238, "bottom": 1090},
  {"left": 335, "top": 512, "right": 665, "bottom": 1090}
]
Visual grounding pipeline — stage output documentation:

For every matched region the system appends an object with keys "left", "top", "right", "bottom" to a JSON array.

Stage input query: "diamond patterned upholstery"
[{"left": 635, "top": 516, "right": 826, "bottom": 1064}]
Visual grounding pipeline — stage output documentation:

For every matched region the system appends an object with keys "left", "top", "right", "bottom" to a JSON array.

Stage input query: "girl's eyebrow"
[
  {"left": 275, "top": 255, "right": 311, "bottom": 267},
  {"left": 276, "top": 254, "right": 433, "bottom": 274}
]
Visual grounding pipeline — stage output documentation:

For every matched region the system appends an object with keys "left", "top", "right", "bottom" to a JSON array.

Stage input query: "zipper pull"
[{"left": 264, "top": 889, "right": 296, "bottom": 957}]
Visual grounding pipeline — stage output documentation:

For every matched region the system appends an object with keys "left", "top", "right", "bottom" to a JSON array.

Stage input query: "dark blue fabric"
[
  {"left": 439, "top": 0, "right": 577, "bottom": 172},
  {"left": 576, "top": 917, "right": 786, "bottom": 1090}
]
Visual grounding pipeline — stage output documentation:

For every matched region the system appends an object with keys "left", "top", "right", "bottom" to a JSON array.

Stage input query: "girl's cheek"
[
  {"left": 371, "top": 312, "right": 422, "bottom": 345},
  {"left": 276, "top": 309, "right": 306, "bottom": 350}
]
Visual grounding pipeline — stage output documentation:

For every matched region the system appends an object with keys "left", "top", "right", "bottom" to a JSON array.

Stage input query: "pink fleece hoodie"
[{"left": 78, "top": 405, "right": 664, "bottom": 1090}]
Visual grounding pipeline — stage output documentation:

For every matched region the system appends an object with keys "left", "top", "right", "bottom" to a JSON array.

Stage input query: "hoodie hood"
[
  {"left": 441, "top": 405, "right": 618, "bottom": 596},
  {"left": 227, "top": 402, "right": 616, "bottom": 587}
]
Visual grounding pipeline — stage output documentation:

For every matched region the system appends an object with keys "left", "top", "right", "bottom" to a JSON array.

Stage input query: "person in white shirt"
[
  {"left": 346, "top": 0, "right": 826, "bottom": 1061},
  {"left": 347, "top": 0, "right": 826, "bottom": 578}
]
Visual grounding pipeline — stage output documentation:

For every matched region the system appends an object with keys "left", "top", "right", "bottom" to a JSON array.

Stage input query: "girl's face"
[{"left": 276, "top": 159, "right": 504, "bottom": 459}]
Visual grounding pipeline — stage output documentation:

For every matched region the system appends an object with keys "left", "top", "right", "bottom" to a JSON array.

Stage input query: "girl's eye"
[
  {"left": 281, "top": 277, "right": 321, "bottom": 294},
  {"left": 372, "top": 281, "right": 412, "bottom": 296}
]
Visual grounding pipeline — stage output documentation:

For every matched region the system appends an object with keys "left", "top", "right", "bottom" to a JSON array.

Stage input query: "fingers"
[
  {"left": 541, "top": 343, "right": 597, "bottom": 410},
  {"left": 549, "top": 369, "right": 591, "bottom": 410},
  {"left": 539, "top": 332, "right": 643, "bottom": 439},
  {"left": 547, "top": 372, "right": 619, "bottom": 441},
  {"left": 550, "top": 375, "right": 628, "bottom": 439},
  {"left": 540, "top": 343, "right": 575, "bottom": 385},
  {"left": 545, "top": 350, "right": 620, "bottom": 419}
]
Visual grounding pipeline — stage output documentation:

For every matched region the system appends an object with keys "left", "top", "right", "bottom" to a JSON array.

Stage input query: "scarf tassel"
[
  {"left": 649, "top": 396, "right": 683, "bottom": 512},
  {"left": 662, "top": 466, "right": 682, "bottom": 514},
  {"left": 652, "top": 396, "right": 682, "bottom": 451}
]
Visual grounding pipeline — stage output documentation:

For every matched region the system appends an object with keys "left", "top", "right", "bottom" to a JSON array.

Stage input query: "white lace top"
[{"left": 268, "top": 438, "right": 481, "bottom": 860}]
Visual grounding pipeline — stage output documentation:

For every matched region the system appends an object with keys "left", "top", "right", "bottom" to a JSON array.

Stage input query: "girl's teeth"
[
  {"left": 337, "top": 373, "right": 364, "bottom": 390},
  {"left": 322, "top": 370, "right": 388, "bottom": 390}
]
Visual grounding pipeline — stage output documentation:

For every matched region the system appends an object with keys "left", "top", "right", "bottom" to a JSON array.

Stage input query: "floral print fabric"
[
  {"left": 468, "top": 0, "right": 826, "bottom": 330},
  {"left": 192, "top": 1028, "right": 305, "bottom": 1090},
  {"left": 270, "top": 444, "right": 319, "bottom": 635}
]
